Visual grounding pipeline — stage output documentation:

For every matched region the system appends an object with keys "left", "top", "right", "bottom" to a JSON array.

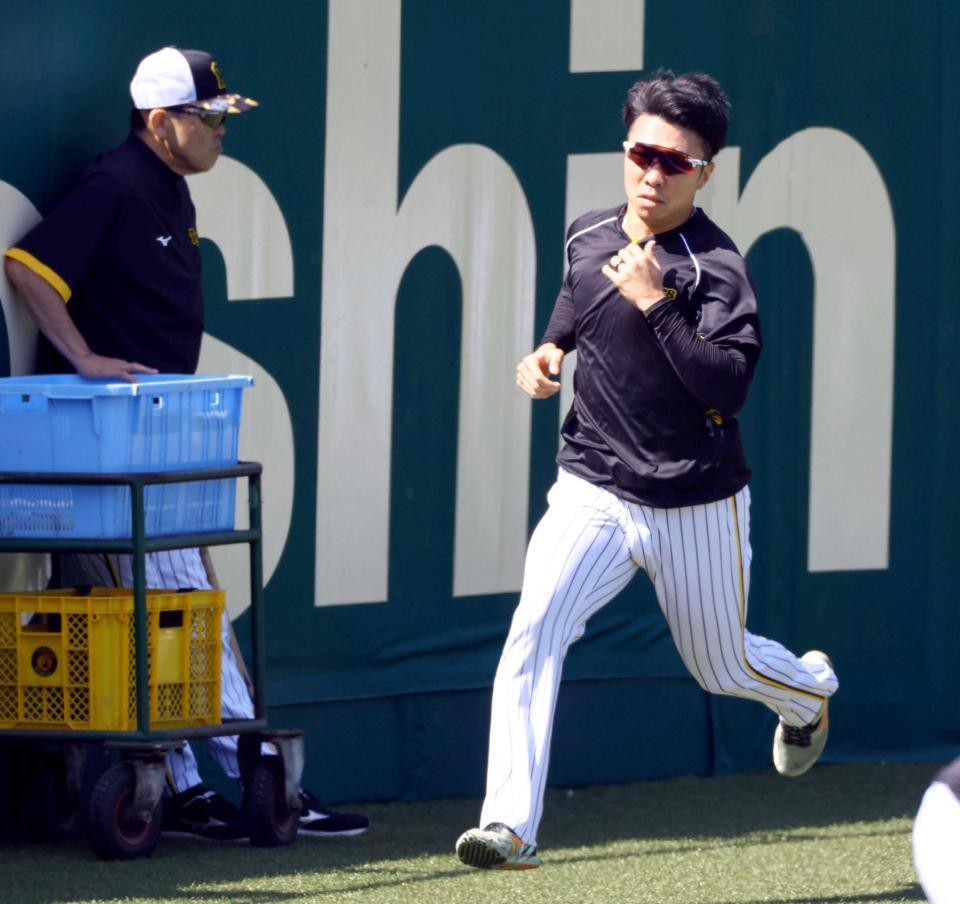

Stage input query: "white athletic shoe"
[
  {"left": 456, "top": 822, "right": 540, "bottom": 870},
  {"left": 773, "top": 650, "right": 833, "bottom": 777}
]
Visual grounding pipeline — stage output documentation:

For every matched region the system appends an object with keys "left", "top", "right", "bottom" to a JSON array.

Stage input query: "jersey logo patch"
[
  {"left": 663, "top": 287, "right": 678, "bottom": 300},
  {"left": 156, "top": 235, "right": 173, "bottom": 247},
  {"left": 188, "top": 228, "right": 200, "bottom": 246}
]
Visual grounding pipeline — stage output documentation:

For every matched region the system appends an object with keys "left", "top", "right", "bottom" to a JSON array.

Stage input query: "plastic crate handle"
[{"left": 1, "top": 393, "right": 48, "bottom": 414}]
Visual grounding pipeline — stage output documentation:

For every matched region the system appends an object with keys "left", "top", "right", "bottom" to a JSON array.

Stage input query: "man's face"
[
  {"left": 161, "top": 110, "right": 225, "bottom": 175},
  {"left": 622, "top": 113, "right": 714, "bottom": 238}
]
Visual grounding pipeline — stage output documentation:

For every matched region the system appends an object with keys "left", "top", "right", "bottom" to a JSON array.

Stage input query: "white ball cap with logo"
[{"left": 130, "top": 46, "right": 257, "bottom": 113}]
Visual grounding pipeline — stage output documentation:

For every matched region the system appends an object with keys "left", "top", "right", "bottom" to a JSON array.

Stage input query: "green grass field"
[{"left": 0, "top": 762, "right": 935, "bottom": 904}]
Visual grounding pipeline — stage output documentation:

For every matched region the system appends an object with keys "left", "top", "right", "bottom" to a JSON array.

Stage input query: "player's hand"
[
  {"left": 516, "top": 343, "right": 565, "bottom": 399},
  {"left": 601, "top": 240, "right": 665, "bottom": 312},
  {"left": 74, "top": 352, "right": 159, "bottom": 383}
]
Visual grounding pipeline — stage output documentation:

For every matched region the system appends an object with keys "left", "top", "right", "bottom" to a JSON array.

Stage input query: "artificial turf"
[{"left": 0, "top": 761, "right": 934, "bottom": 903}]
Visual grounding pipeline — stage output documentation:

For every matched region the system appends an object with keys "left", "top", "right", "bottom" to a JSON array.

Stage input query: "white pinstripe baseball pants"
[
  {"left": 115, "top": 550, "right": 255, "bottom": 793},
  {"left": 479, "top": 469, "right": 839, "bottom": 846}
]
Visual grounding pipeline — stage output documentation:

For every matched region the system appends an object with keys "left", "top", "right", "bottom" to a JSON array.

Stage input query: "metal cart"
[{"left": 0, "top": 462, "right": 304, "bottom": 859}]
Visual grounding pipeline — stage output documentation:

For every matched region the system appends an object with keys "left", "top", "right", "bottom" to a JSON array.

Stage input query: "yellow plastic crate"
[{"left": 0, "top": 587, "right": 223, "bottom": 731}]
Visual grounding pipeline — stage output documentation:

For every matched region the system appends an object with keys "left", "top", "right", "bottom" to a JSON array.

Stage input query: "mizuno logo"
[{"left": 156, "top": 235, "right": 173, "bottom": 247}]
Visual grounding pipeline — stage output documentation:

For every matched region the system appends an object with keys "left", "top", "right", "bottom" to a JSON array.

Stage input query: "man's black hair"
[{"left": 622, "top": 70, "right": 730, "bottom": 159}]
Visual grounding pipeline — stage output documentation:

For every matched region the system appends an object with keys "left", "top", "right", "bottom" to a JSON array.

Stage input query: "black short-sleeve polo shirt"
[{"left": 6, "top": 134, "right": 204, "bottom": 374}]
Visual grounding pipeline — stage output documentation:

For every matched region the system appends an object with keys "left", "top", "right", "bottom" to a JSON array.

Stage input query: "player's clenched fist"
[
  {"left": 601, "top": 239, "right": 665, "bottom": 312},
  {"left": 516, "top": 342, "right": 565, "bottom": 398}
]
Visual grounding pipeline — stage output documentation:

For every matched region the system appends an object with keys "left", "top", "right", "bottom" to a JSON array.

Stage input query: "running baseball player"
[{"left": 456, "top": 70, "right": 838, "bottom": 871}]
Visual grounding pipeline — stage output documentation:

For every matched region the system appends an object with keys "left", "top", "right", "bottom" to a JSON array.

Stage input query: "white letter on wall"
[
  {"left": 0, "top": 181, "right": 41, "bottom": 375},
  {"left": 189, "top": 158, "right": 296, "bottom": 617},
  {"left": 560, "top": 153, "right": 623, "bottom": 425},
  {"left": 317, "top": 0, "right": 537, "bottom": 605},
  {"left": 570, "top": 0, "right": 645, "bottom": 72},
  {"left": 563, "top": 1, "right": 646, "bottom": 423},
  {"left": 0, "top": 181, "right": 48, "bottom": 591},
  {"left": 699, "top": 130, "right": 894, "bottom": 571}
]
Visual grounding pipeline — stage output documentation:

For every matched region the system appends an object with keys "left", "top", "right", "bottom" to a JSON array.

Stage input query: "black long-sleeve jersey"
[{"left": 542, "top": 204, "right": 762, "bottom": 508}]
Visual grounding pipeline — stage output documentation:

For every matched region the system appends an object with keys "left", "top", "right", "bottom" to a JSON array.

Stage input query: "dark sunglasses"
[
  {"left": 622, "top": 141, "right": 710, "bottom": 175},
  {"left": 168, "top": 106, "right": 227, "bottom": 130}
]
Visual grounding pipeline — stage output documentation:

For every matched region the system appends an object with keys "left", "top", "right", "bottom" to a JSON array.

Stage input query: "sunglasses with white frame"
[{"left": 622, "top": 140, "right": 710, "bottom": 174}]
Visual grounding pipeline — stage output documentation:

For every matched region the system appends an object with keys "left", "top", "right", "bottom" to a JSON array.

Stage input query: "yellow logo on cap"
[
  {"left": 188, "top": 228, "right": 200, "bottom": 246},
  {"left": 211, "top": 61, "right": 226, "bottom": 90}
]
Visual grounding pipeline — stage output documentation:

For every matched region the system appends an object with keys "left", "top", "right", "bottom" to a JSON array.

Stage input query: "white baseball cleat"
[
  {"left": 456, "top": 822, "right": 540, "bottom": 870},
  {"left": 773, "top": 650, "right": 833, "bottom": 777}
]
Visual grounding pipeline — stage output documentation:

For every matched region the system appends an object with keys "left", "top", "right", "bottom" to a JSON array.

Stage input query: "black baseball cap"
[{"left": 130, "top": 46, "right": 258, "bottom": 113}]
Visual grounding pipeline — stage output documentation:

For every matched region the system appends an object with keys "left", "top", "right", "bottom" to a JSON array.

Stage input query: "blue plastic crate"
[{"left": 0, "top": 374, "right": 253, "bottom": 538}]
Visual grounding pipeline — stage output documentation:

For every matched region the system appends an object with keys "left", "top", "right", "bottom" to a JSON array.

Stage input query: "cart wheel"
[
  {"left": 87, "top": 763, "right": 162, "bottom": 860},
  {"left": 244, "top": 757, "right": 300, "bottom": 847},
  {"left": 24, "top": 751, "right": 82, "bottom": 842}
]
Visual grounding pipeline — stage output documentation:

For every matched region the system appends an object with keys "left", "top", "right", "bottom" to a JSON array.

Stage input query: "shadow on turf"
[
  {"left": 736, "top": 888, "right": 925, "bottom": 903},
  {"left": 543, "top": 821, "right": 913, "bottom": 864},
  {"left": 536, "top": 762, "right": 935, "bottom": 851}
]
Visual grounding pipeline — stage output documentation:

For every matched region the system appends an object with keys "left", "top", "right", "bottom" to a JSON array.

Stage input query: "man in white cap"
[
  {"left": 6, "top": 46, "right": 258, "bottom": 380},
  {"left": 4, "top": 47, "right": 368, "bottom": 841}
]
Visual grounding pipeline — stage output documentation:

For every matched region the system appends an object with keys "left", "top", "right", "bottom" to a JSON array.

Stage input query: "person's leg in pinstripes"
[
  {"left": 61, "top": 549, "right": 369, "bottom": 840},
  {"left": 470, "top": 470, "right": 837, "bottom": 855}
]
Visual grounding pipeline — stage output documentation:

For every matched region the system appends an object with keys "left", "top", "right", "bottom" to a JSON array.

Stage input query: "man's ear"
[
  {"left": 697, "top": 161, "right": 715, "bottom": 190},
  {"left": 145, "top": 108, "right": 168, "bottom": 139}
]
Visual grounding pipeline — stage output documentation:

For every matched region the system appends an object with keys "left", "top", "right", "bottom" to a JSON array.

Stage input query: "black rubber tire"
[
  {"left": 244, "top": 757, "right": 299, "bottom": 847},
  {"left": 86, "top": 763, "right": 162, "bottom": 860},
  {"left": 23, "top": 750, "right": 82, "bottom": 842}
]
